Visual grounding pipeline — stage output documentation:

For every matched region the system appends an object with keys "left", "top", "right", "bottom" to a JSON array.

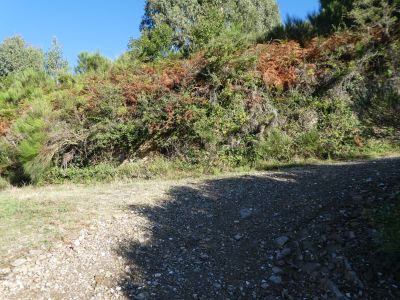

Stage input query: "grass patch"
[
  {"left": 337, "top": 140, "right": 400, "bottom": 160},
  {"left": 36, "top": 142, "right": 400, "bottom": 186},
  {"left": 38, "top": 156, "right": 225, "bottom": 185},
  {"left": 0, "top": 177, "right": 10, "bottom": 190},
  {"left": 0, "top": 196, "right": 74, "bottom": 265}
]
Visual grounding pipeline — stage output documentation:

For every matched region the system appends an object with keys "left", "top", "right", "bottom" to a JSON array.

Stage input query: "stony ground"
[{"left": 0, "top": 157, "right": 399, "bottom": 300}]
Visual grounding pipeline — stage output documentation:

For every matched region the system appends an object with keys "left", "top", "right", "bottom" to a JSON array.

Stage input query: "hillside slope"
[{"left": 0, "top": 25, "right": 399, "bottom": 185}]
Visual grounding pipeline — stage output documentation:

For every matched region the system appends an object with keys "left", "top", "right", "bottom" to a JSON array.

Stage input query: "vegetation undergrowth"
[{"left": 0, "top": 0, "right": 399, "bottom": 187}]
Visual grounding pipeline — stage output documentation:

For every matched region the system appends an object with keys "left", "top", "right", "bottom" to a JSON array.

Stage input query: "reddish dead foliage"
[
  {"left": 0, "top": 119, "right": 10, "bottom": 136},
  {"left": 306, "top": 32, "right": 360, "bottom": 60},
  {"left": 80, "top": 75, "right": 110, "bottom": 112},
  {"left": 253, "top": 32, "right": 359, "bottom": 90},
  {"left": 255, "top": 32, "right": 360, "bottom": 90},
  {"left": 256, "top": 41, "right": 309, "bottom": 90},
  {"left": 117, "top": 54, "right": 205, "bottom": 109},
  {"left": 82, "top": 32, "right": 361, "bottom": 111}
]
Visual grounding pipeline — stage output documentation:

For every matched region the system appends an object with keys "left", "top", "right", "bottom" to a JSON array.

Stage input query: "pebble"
[
  {"left": 135, "top": 292, "right": 149, "bottom": 300},
  {"left": 276, "top": 248, "right": 291, "bottom": 260},
  {"left": 274, "top": 236, "right": 289, "bottom": 248},
  {"left": 213, "top": 283, "right": 222, "bottom": 289},
  {"left": 239, "top": 208, "right": 254, "bottom": 219},
  {"left": 301, "top": 263, "right": 320, "bottom": 274},
  {"left": 0, "top": 268, "right": 11, "bottom": 275},
  {"left": 268, "top": 275, "right": 282, "bottom": 285},
  {"left": 11, "top": 258, "right": 27, "bottom": 268},
  {"left": 234, "top": 234, "right": 243, "bottom": 241},
  {"left": 325, "top": 279, "right": 347, "bottom": 299},
  {"left": 0, "top": 161, "right": 398, "bottom": 299},
  {"left": 28, "top": 249, "right": 43, "bottom": 256},
  {"left": 261, "top": 282, "right": 269, "bottom": 289},
  {"left": 272, "top": 266, "right": 283, "bottom": 274},
  {"left": 346, "top": 231, "right": 356, "bottom": 239}
]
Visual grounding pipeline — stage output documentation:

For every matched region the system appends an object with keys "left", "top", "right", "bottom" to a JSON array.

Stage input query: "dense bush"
[{"left": 0, "top": 0, "right": 399, "bottom": 185}]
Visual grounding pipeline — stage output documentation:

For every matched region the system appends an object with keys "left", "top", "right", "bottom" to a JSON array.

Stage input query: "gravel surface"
[{"left": 0, "top": 157, "right": 399, "bottom": 299}]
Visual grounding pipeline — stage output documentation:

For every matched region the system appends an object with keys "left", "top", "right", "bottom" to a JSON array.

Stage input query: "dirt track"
[{"left": 1, "top": 157, "right": 399, "bottom": 299}]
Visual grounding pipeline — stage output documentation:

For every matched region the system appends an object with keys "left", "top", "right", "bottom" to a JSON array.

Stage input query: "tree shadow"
[{"left": 116, "top": 157, "right": 400, "bottom": 299}]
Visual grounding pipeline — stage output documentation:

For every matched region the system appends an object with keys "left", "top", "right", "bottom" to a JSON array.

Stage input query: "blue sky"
[{"left": 0, "top": 0, "right": 320, "bottom": 67}]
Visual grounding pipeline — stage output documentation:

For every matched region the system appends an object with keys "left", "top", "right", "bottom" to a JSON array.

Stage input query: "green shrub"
[
  {"left": 202, "top": 25, "right": 250, "bottom": 78},
  {"left": 315, "top": 97, "right": 359, "bottom": 157},
  {"left": 294, "top": 130, "right": 322, "bottom": 158},
  {"left": 75, "top": 52, "right": 111, "bottom": 74},
  {"left": 0, "top": 176, "right": 10, "bottom": 190},
  {"left": 39, "top": 156, "right": 204, "bottom": 185},
  {"left": 255, "top": 130, "right": 293, "bottom": 161},
  {"left": 129, "top": 23, "right": 175, "bottom": 62},
  {"left": 40, "top": 163, "right": 116, "bottom": 185},
  {"left": 0, "top": 7, "right": 399, "bottom": 187},
  {"left": 0, "top": 69, "right": 54, "bottom": 105}
]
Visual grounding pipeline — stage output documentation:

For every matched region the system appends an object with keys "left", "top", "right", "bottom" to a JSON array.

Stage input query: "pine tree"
[
  {"left": 45, "top": 37, "right": 68, "bottom": 78},
  {"left": 75, "top": 52, "right": 111, "bottom": 74}
]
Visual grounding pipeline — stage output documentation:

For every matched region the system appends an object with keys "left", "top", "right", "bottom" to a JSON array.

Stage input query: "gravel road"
[{"left": 1, "top": 157, "right": 399, "bottom": 299}]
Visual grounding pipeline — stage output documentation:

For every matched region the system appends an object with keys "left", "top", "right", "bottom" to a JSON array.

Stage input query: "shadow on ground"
[{"left": 117, "top": 157, "right": 400, "bottom": 299}]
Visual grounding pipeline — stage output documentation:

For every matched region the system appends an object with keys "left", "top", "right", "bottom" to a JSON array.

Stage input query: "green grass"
[
  {"left": 35, "top": 140, "right": 400, "bottom": 186},
  {"left": 0, "top": 196, "right": 74, "bottom": 265},
  {"left": 338, "top": 139, "right": 400, "bottom": 160},
  {"left": 0, "top": 177, "right": 10, "bottom": 190}
]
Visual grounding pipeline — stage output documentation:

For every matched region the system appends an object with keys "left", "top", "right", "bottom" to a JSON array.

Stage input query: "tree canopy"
[
  {"left": 0, "top": 36, "right": 44, "bottom": 76},
  {"left": 134, "top": 0, "right": 281, "bottom": 59}
]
